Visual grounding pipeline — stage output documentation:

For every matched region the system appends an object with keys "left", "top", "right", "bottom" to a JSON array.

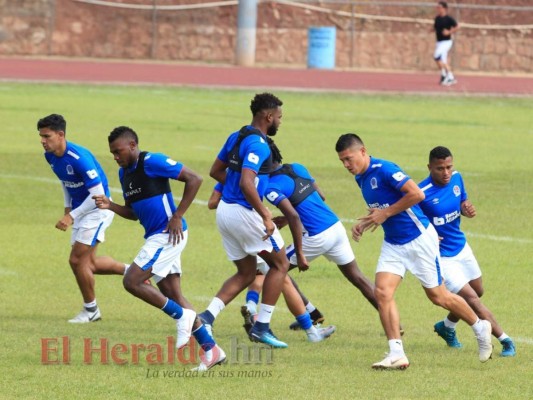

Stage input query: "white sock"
[
  {"left": 206, "top": 297, "right": 225, "bottom": 319},
  {"left": 471, "top": 319, "right": 484, "bottom": 335},
  {"left": 444, "top": 317, "right": 458, "bottom": 329},
  {"left": 84, "top": 300, "right": 97, "bottom": 310},
  {"left": 447, "top": 71, "right": 455, "bottom": 80},
  {"left": 498, "top": 333, "right": 510, "bottom": 342},
  {"left": 305, "top": 302, "right": 316, "bottom": 313},
  {"left": 256, "top": 303, "right": 275, "bottom": 324},
  {"left": 305, "top": 325, "right": 318, "bottom": 335},
  {"left": 388, "top": 339, "right": 405, "bottom": 358},
  {"left": 441, "top": 68, "right": 447, "bottom": 78},
  {"left": 246, "top": 300, "right": 258, "bottom": 315}
]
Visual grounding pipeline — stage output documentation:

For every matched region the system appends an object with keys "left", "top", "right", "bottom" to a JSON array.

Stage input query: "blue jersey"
[
  {"left": 419, "top": 171, "right": 467, "bottom": 257},
  {"left": 44, "top": 141, "right": 110, "bottom": 210},
  {"left": 216, "top": 127, "right": 271, "bottom": 209},
  {"left": 119, "top": 152, "right": 187, "bottom": 238},
  {"left": 265, "top": 163, "right": 339, "bottom": 236},
  {"left": 355, "top": 157, "right": 429, "bottom": 245}
]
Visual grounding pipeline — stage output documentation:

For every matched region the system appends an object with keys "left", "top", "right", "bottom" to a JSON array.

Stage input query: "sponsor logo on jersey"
[
  {"left": 266, "top": 191, "right": 279, "bottom": 202},
  {"left": 392, "top": 171, "right": 406, "bottom": 182},
  {"left": 247, "top": 152, "right": 259, "bottom": 164},
  {"left": 368, "top": 202, "right": 390, "bottom": 209},
  {"left": 370, "top": 177, "right": 378, "bottom": 189},
  {"left": 453, "top": 185, "right": 461, "bottom": 197},
  {"left": 166, "top": 158, "right": 177, "bottom": 166},
  {"left": 63, "top": 180, "right": 84, "bottom": 189},
  {"left": 433, "top": 210, "right": 460, "bottom": 226},
  {"left": 432, "top": 198, "right": 440, "bottom": 204},
  {"left": 66, "top": 165, "right": 74, "bottom": 175},
  {"left": 86, "top": 169, "right": 98, "bottom": 179}
]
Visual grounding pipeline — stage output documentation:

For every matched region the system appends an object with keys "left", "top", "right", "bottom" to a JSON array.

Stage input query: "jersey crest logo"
[
  {"left": 370, "top": 177, "right": 378, "bottom": 189},
  {"left": 453, "top": 185, "right": 461, "bottom": 197},
  {"left": 66, "top": 165, "right": 74, "bottom": 175}
]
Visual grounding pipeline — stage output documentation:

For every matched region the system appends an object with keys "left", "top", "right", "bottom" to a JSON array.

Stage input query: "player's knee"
[
  {"left": 374, "top": 286, "right": 392, "bottom": 303},
  {"left": 123, "top": 274, "right": 137, "bottom": 294}
]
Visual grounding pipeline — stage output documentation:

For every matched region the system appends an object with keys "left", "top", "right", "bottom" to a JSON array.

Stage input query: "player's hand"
[
  {"left": 461, "top": 201, "right": 476, "bottom": 218},
  {"left": 92, "top": 194, "right": 111, "bottom": 209},
  {"left": 55, "top": 213, "right": 73, "bottom": 231},
  {"left": 442, "top": 28, "right": 451, "bottom": 36},
  {"left": 262, "top": 218, "right": 275, "bottom": 240},
  {"left": 356, "top": 208, "right": 387, "bottom": 234},
  {"left": 272, "top": 215, "right": 288, "bottom": 229},
  {"left": 164, "top": 214, "right": 184, "bottom": 246},
  {"left": 296, "top": 252, "right": 309, "bottom": 272},
  {"left": 351, "top": 224, "right": 364, "bottom": 242}
]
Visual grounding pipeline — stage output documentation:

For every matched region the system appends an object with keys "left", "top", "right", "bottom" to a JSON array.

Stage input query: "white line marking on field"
[
  {"left": 2, "top": 173, "right": 530, "bottom": 244},
  {"left": 514, "top": 337, "right": 533, "bottom": 345}
]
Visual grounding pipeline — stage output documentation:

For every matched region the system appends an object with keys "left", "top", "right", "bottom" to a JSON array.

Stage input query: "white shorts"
[
  {"left": 256, "top": 256, "right": 269, "bottom": 275},
  {"left": 286, "top": 221, "right": 355, "bottom": 266},
  {"left": 133, "top": 231, "right": 188, "bottom": 283},
  {"left": 440, "top": 243, "right": 482, "bottom": 294},
  {"left": 434, "top": 40, "right": 453, "bottom": 64},
  {"left": 71, "top": 209, "right": 114, "bottom": 246},
  {"left": 216, "top": 200, "right": 284, "bottom": 261},
  {"left": 376, "top": 224, "right": 442, "bottom": 289}
]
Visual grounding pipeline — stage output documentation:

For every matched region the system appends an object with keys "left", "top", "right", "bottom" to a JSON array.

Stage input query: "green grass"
[{"left": 0, "top": 83, "right": 531, "bottom": 399}]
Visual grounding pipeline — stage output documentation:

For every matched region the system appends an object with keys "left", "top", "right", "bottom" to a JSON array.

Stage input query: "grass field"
[{"left": 0, "top": 83, "right": 532, "bottom": 399}]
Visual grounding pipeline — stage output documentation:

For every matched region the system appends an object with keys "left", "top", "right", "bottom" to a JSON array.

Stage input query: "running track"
[{"left": 0, "top": 57, "right": 532, "bottom": 96}]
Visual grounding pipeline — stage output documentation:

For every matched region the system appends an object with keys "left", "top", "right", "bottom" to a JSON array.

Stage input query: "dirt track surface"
[{"left": 1, "top": 57, "right": 532, "bottom": 96}]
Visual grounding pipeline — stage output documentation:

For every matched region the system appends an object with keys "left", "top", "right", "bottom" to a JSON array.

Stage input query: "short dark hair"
[
  {"left": 250, "top": 93, "right": 283, "bottom": 116},
  {"left": 108, "top": 126, "right": 139, "bottom": 144},
  {"left": 438, "top": 1, "right": 448, "bottom": 9},
  {"left": 429, "top": 146, "right": 453, "bottom": 162},
  {"left": 267, "top": 137, "right": 283, "bottom": 164},
  {"left": 335, "top": 133, "right": 364, "bottom": 152},
  {"left": 37, "top": 114, "right": 66, "bottom": 133}
]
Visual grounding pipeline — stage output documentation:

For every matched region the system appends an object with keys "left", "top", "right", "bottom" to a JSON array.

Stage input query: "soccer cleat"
[
  {"left": 372, "top": 355, "right": 410, "bottom": 370},
  {"left": 289, "top": 309, "right": 325, "bottom": 330},
  {"left": 442, "top": 77, "right": 458, "bottom": 86},
  {"left": 176, "top": 308, "right": 196, "bottom": 349},
  {"left": 68, "top": 307, "right": 102, "bottom": 323},
  {"left": 476, "top": 320, "right": 493, "bottom": 362},
  {"left": 434, "top": 321, "right": 462, "bottom": 348},
  {"left": 500, "top": 338, "right": 516, "bottom": 357},
  {"left": 440, "top": 75, "right": 446, "bottom": 84},
  {"left": 240, "top": 306, "right": 254, "bottom": 336},
  {"left": 249, "top": 327, "right": 288, "bottom": 348},
  {"left": 191, "top": 345, "right": 227, "bottom": 372},
  {"left": 306, "top": 325, "right": 337, "bottom": 343}
]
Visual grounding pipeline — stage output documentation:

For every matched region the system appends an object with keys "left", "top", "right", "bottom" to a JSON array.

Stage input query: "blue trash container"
[{"left": 307, "top": 27, "right": 336, "bottom": 69}]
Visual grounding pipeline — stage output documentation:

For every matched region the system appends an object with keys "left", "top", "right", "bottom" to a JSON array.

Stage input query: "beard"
[{"left": 267, "top": 123, "right": 278, "bottom": 136}]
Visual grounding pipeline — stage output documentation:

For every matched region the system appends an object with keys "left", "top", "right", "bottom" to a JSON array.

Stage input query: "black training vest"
[
  {"left": 227, "top": 126, "right": 272, "bottom": 174},
  {"left": 270, "top": 164, "right": 316, "bottom": 206},
  {"left": 121, "top": 152, "right": 171, "bottom": 204}
]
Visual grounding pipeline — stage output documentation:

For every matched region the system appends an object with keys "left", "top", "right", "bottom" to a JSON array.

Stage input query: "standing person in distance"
[
  {"left": 93, "top": 126, "right": 225, "bottom": 371},
  {"left": 335, "top": 133, "right": 493, "bottom": 370},
  {"left": 38, "top": 114, "right": 127, "bottom": 323},
  {"left": 418, "top": 146, "right": 516, "bottom": 357},
  {"left": 432, "top": 1, "right": 459, "bottom": 86}
]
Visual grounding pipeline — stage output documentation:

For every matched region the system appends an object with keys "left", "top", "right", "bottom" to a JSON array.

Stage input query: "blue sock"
[
  {"left": 161, "top": 298, "right": 183, "bottom": 320},
  {"left": 199, "top": 310, "right": 215, "bottom": 325},
  {"left": 296, "top": 313, "right": 313, "bottom": 330},
  {"left": 246, "top": 290, "right": 260, "bottom": 305},
  {"left": 253, "top": 321, "right": 269, "bottom": 333},
  {"left": 193, "top": 325, "right": 215, "bottom": 352}
]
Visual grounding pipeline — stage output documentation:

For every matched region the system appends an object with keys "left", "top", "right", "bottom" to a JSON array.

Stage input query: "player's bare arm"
[
  {"left": 277, "top": 198, "right": 309, "bottom": 271},
  {"left": 240, "top": 167, "right": 274, "bottom": 239},
  {"left": 460, "top": 200, "right": 476, "bottom": 218},
  {"left": 209, "top": 157, "right": 227, "bottom": 185},
  {"left": 93, "top": 194, "right": 137, "bottom": 221}
]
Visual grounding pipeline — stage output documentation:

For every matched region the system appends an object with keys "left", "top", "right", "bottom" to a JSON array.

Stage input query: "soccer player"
[
  {"left": 198, "top": 93, "right": 290, "bottom": 348},
  {"left": 92, "top": 126, "right": 225, "bottom": 371},
  {"left": 207, "top": 182, "right": 336, "bottom": 343},
  {"left": 38, "top": 114, "right": 126, "bottom": 323},
  {"left": 432, "top": 1, "right": 459, "bottom": 86},
  {"left": 264, "top": 140, "right": 380, "bottom": 328},
  {"left": 335, "top": 133, "right": 493, "bottom": 370},
  {"left": 418, "top": 146, "right": 516, "bottom": 357}
]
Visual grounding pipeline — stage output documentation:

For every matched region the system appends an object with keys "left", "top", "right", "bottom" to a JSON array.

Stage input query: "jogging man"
[
  {"left": 93, "top": 126, "right": 225, "bottom": 371},
  {"left": 335, "top": 133, "right": 493, "bottom": 370},
  {"left": 38, "top": 114, "right": 126, "bottom": 323},
  {"left": 432, "top": 1, "right": 459, "bottom": 86},
  {"left": 419, "top": 146, "right": 516, "bottom": 357}
]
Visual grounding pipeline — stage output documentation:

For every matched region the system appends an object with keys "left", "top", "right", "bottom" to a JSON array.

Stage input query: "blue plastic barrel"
[{"left": 307, "top": 27, "right": 336, "bottom": 69}]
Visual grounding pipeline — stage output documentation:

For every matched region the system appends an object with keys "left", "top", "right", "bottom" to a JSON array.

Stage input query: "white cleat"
[
  {"left": 68, "top": 308, "right": 101, "bottom": 323},
  {"left": 176, "top": 308, "right": 196, "bottom": 349},
  {"left": 191, "top": 345, "right": 227, "bottom": 372},
  {"left": 372, "top": 355, "right": 410, "bottom": 370},
  {"left": 306, "top": 325, "right": 337, "bottom": 343},
  {"left": 476, "top": 319, "right": 493, "bottom": 362}
]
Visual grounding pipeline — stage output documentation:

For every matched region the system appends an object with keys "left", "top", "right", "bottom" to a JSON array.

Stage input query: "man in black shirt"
[{"left": 432, "top": 2, "right": 459, "bottom": 86}]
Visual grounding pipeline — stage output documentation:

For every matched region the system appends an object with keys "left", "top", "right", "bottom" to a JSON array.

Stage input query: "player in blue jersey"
[
  {"left": 93, "top": 126, "right": 225, "bottom": 371},
  {"left": 335, "top": 133, "right": 493, "bottom": 369},
  {"left": 208, "top": 181, "right": 336, "bottom": 343},
  {"left": 38, "top": 114, "right": 127, "bottom": 323},
  {"left": 419, "top": 146, "right": 515, "bottom": 357},
  {"left": 198, "top": 93, "right": 290, "bottom": 348},
  {"left": 264, "top": 141, "right": 380, "bottom": 328}
]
